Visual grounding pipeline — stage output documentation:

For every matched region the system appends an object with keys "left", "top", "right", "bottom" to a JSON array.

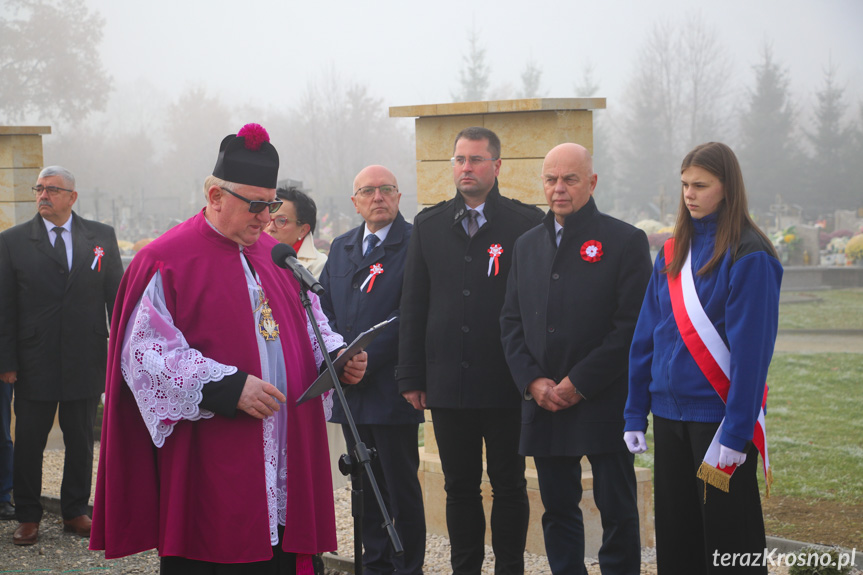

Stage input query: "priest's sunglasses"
[
  {"left": 220, "top": 187, "right": 283, "bottom": 214},
  {"left": 354, "top": 185, "right": 398, "bottom": 198},
  {"left": 32, "top": 185, "right": 74, "bottom": 196}
]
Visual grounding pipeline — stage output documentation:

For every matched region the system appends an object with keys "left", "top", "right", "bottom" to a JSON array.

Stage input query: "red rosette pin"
[
  {"left": 360, "top": 263, "right": 384, "bottom": 292},
  {"left": 487, "top": 244, "right": 503, "bottom": 276},
  {"left": 91, "top": 246, "right": 105, "bottom": 271},
  {"left": 580, "top": 240, "right": 603, "bottom": 263}
]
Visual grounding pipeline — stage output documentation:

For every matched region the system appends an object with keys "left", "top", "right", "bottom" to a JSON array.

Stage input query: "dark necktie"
[
  {"left": 53, "top": 226, "right": 68, "bottom": 272},
  {"left": 467, "top": 210, "right": 479, "bottom": 237},
  {"left": 364, "top": 234, "right": 380, "bottom": 257}
]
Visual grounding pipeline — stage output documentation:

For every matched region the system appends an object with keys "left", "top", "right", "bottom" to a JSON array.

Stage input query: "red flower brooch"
[{"left": 580, "top": 240, "right": 603, "bottom": 263}]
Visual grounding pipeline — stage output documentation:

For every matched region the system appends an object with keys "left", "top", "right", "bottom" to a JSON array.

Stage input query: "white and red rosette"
[
  {"left": 580, "top": 240, "right": 602, "bottom": 263},
  {"left": 487, "top": 244, "right": 503, "bottom": 276},
  {"left": 360, "top": 263, "right": 384, "bottom": 292},
  {"left": 91, "top": 246, "right": 105, "bottom": 271}
]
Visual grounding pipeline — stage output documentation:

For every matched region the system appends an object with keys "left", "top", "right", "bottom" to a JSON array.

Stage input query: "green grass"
[
  {"left": 636, "top": 353, "right": 863, "bottom": 505},
  {"left": 758, "top": 353, "right": 863, "bottom": 503},
  {"left": 779, "top": 289, "right": 863, "bottom": 330}
]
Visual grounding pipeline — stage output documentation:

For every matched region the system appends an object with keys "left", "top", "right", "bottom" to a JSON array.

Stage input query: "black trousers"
[
  {"left": 342, "top": 423, "right": 426, "bottom": 575},
  {"left": 534, "top": 452, "right": 641, "bottom": 575},
  {"left": 653, "top": 416, "right": 767, "bottom": 575},
  {"left": 431, "top": 407, "right": 529, "bottom": 575},
  {"left": 0, "top": 382, "right": 12, "bottom": 503},
  {"left": 160, "top": 525, "right": 316, "bottom": 575},
  {"left": 13, "top": 396, "right": 99, "bottom": 522}
]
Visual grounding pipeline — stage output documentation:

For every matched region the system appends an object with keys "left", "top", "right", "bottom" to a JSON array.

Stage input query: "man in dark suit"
[
  {"left": 397, "top": 127, "right": 543, "bottom": 575},
  {"left": 0, "top": 166, "right": 123, "bottom": 546},
  {"left": 500, "top": 143, "right": 652, "bottom": 575},
  {"left": 319, "top": 164, "right": 425, "bottom": 575}
]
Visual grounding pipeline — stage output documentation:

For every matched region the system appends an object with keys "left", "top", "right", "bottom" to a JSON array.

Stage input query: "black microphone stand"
[{"left": 296, "top": 285, "right": 403, "bottom": 575}]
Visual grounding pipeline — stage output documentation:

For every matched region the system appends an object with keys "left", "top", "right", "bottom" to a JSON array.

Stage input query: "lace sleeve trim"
[
  {"left": 120, "top": 272, "right": 237, "bottom": 447},
  {"left": 306, "top": 291, "right": 345, "bottom": 368}
]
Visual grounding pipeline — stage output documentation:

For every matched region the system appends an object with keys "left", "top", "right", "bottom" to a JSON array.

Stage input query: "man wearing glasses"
[
  {"left": 319, "top": 165, "right": 426, "bottom": 575},
  {"left": 0, "top": 166, "right": 123, "bottom": 545},
  {"left": 90, "top": 124, "right": 367, "bottom": 573},
  {"left": 397, "top": 127, "right": 543, "bottom": 574}
]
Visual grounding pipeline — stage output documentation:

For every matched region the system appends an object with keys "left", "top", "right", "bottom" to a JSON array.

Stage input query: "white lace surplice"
[{"left": 121, "top": 254, "right": 344, "bottom": 545}]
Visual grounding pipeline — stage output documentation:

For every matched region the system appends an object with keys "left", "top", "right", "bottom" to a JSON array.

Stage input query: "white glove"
[
  {"left": 623, "top": 431, "right": 648, "bottom": 454},
  {"left": 718, "top": 445, "right": 747, "bottom": 469}
]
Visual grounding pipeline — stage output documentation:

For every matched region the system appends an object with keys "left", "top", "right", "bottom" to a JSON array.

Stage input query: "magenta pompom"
[{"left": 237, "top": 123, "right": 270, "bottom": 151}]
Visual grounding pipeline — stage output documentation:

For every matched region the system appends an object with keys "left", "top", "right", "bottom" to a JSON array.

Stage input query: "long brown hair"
[{"left": 664, "top": 142, "right": 776, "bottom": 277}]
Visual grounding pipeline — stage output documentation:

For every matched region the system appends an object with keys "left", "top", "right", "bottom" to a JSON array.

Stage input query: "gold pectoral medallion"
[{"left": 257, "top": 295, "right": 280, "bottom": 341}]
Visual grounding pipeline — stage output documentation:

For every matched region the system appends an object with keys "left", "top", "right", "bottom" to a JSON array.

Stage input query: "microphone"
[{"left": 271, "top": 243, "right": 325, "bottom": 295}]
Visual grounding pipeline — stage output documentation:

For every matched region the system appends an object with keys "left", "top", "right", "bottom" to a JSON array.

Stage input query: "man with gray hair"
[
  {"left": 0, "top": 166, "right": 124, "bottom": 545},
  {"left": 90, "top": 124, "right": 367, "bottom": 573}
]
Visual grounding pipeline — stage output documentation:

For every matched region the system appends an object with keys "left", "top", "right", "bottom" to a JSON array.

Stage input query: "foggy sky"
[{"left": 86, "top": 0, "right": 863, "bottom": 115}]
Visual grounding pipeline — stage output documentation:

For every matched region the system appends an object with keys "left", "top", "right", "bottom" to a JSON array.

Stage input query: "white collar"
[
  {"left": 363, "top": 221, "right": 394, "bottom": 245},
  {"left": 42, "top": 215, "right": 72, "bottom": 235}
]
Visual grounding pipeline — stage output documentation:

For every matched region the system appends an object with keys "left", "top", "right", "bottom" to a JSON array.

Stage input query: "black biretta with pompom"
[{"left": 212, "top": 123, "right": 279, "bottom": 189}]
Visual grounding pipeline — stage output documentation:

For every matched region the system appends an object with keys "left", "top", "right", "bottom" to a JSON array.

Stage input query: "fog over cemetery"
[
  {"left": 1, "top": 0, "right": 862, "bottom": 568},
  {"left": 1, "top": 0, "right": 861, "bottom": 257}
]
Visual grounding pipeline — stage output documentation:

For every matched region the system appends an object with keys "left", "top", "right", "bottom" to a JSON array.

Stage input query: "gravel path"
[{"left": 0, "top": 448, "right": 826, "bottom": 574}]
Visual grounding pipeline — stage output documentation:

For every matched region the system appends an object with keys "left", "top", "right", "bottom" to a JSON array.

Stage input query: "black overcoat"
[
  {"left": 396, "top": 182, "right": 543, "bottom": 409},
  {"left": 500, "top": 199, "right": 651, "bottom": 456},
  {"left": 0, "top": 212, "right": 123, "bottom": 401}
]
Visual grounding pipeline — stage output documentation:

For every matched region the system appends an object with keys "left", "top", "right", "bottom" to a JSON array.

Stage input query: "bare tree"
[
  {"left": 159, "top": 87, "right": 234, "bottom": 218},
  {"left": 0, "top": 0, "right": 112, "bottom": 125},
  {"left": 266, "top": 68, "right": 417, "bottom": 235},
  {"left": 574, "top": 65, "right": 619, "bottom": 208},
  {"left": 618, "top": 14, "right": 733, "bottom": 212}
]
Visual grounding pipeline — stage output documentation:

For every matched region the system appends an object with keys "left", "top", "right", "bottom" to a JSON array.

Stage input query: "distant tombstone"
[
  {"left": 778, "top": 212, "right": 802, "bottom": 231},
  {"left": 795, "top": 224, "right": 820, "bottom": 266},
  {"left": 834, "top": 209, "right": 863, "bottom": 234}
]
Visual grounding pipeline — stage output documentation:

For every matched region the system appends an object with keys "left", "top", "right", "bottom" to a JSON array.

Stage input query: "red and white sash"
[{"left": 664, "top": 239, "right": 773, "bottom": 495}]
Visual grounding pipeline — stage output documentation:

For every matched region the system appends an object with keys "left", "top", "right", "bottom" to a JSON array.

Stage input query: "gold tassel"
[
  {"left": 697, "top": 462, "right": 732, "bottom": 501},
  {"left": 764, "top": 465, "right": 774, "bottom": 499}
]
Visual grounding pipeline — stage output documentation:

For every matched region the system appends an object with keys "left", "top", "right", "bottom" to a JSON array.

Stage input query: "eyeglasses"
[
  {"left": 32, "top": 185, "right": 74, "bottom": 197},
  {"left": 220, "top": 187, "right": 283, "bottom": 214},
  {"left": 450, "top": 156, "right": 498, "bottom": 167},
  {"left": 270, "top": 216, "right": 302, "bottom": 229},
  {"left": 354, "top": 185, "right": 398, "bottom": 198}
]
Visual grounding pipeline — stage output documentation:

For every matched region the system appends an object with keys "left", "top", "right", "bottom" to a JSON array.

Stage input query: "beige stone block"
[
  {"left": 487, "top": 98, "right": 606, "bottom": 113},
  {"left": 499, "top": 159, "right": 547, "bottom": 206},
  {"left": 390, "top": 99, "right": 606, "bottom": 118},
  {"left": 415, "top": 161, "right": 454, "bottom": 206},
  {"left": 485, "top": 111, "right": 594, "bottom": 159},
  {"left": 415, "top": 159, "right": 546, "bottom": 208},
  {"left": 0, "top": 135, "right": 46, "bottom": 169},
  {"left": 0, "top": 126, "right": 51, "bottom": 136},
  {"left": 423, "top": 411, "right": 438, "bottom": 455},
  {"left": 418, "top": 441, "right": 655, "bottom": 559},
  {"left": 414, "top": 110, "right": 595, "bottom": 162},
  {"left": 0, "top": 167, "right": 41, "bottom": 202},
  {"left": 415, "top": 115, "right": 486, "bottom": 161},
  {"left": 0, "top": 201, "right": 37, "bottom": 231}
]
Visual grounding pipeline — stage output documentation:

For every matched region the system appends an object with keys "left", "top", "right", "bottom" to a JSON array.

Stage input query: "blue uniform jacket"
[
  {"left": 624, "top": 214, "right": 783, "bottom": 451},
  {"left": 320, "top": 212, "right": 423, "bottom": 425}
]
